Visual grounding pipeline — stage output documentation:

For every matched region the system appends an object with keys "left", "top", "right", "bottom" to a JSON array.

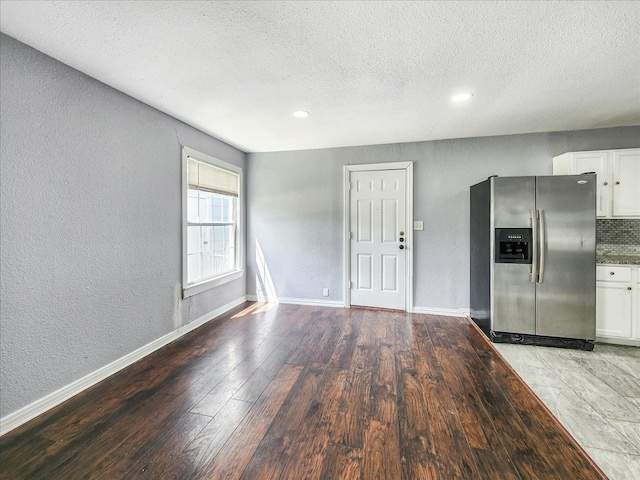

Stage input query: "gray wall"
[
  {"left": 247, "top": 127, "right": 640, "bottom": 309},
  {"left": 0, "top": 34, "right": 246, "bottom": 418}
]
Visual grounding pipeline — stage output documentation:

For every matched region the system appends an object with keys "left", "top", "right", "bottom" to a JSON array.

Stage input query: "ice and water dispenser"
[{"left": 494, "top": 228, "right": 532, "bottom": 264}]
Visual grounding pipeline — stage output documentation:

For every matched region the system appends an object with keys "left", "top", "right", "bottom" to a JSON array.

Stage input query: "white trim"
[
  {"left": 0, "top": 295, "right": 249, "bottom": 437},
  {"left": 181, "top": 146, "right": 245, "bottom": 299},
  {"left": 343, "top": 162, "right": 414, "bottom": 312},
  {"left": 596, "top": 337, "right": 639, "bottom": 347},
  {"left": 183, "top": 270, "right": 244, "bottom": 298},
  {"left": 246, "top": 294, "right": 345, "bottom": 308},
  {"left": 411, "top": 306, "right": 469, "bottom": 317},
  {"left": 346, "top": 161, "right": 413, "bottom": 172},
  {"left": 406, "top": 163, "right": 414, "bottom": 313},
  {"left": 343, "top": 169, "right": 351, "bottom": 308},
  {"left": 278, "top": 297, "right": 344, "bottom": 308}
]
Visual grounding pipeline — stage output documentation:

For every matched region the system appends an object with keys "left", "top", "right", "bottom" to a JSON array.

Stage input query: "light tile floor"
[{"left": 494, "top": 342, "right": 640, "bottom": 480}]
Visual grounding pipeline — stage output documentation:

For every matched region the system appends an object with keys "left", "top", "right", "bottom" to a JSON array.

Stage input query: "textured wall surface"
[
  {"left": 247, "top": 127, "right": 640, "bottom": 309},
  {"left": 0, "top": 34, "right": 245, "bottom": 418}
]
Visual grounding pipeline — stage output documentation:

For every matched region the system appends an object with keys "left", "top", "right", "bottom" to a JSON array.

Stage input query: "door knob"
[
  {"left": 603, "top": 182, "right": 608, "bottom": 185},
  {"left": 628, "top": 287, "right": 632, "bottom": 290},
  {"left": 399, "top": 245, "right": 405, "bottom": 250},
  {"left": 399, "top": 237, "right": 404, "bottom": 242},
  {"left": 615, "top": 181, "right": 620, "bottom": 185}
]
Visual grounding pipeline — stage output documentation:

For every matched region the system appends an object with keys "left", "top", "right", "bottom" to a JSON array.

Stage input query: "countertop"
[{"left": 596, "top": 255, "right": 640, "bottom": 265}]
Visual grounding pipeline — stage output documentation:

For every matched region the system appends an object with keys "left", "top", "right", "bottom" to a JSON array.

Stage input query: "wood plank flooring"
[{"left": 0, "top": 303, "right": 607, "bottom": 479}]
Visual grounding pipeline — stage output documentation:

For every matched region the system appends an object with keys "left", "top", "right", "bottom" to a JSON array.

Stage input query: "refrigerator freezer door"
[
  {"left": 492, "top": 176, "right": 536, "bottom": 227},
  {"left": 491, "top": 177, "right": 536, "bottom": 334},
  {"left": 535, "top": 175, "right": 596, "bottom": 340}
]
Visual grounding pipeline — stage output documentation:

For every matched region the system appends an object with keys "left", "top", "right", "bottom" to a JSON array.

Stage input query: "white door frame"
[{"left": 343, "top": 162, "right": 414, "bottom": 312}]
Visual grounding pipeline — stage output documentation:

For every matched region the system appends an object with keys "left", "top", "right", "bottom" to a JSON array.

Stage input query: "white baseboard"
[
  {"left": 411, "top": 306, "right": 468, "bottom": 317},
  {"left": 245, "top": 295, "right": 470, "bottom": 317},
  {"left": 278, "top": 297, "right": 345, "bottom": 308},
  {"left": 0, "top": 295, "right": 248, "bottom": 437},
  {"left": 246, "top": 294, "right": 345, "bottom": 308},
  {"left": 596, "top": 336, "right": 639, "bottom": 347}
]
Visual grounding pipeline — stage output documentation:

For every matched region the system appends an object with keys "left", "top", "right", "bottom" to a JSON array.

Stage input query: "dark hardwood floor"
[{"left": 0, "top": 303, "right": 606, "bottom": 479}]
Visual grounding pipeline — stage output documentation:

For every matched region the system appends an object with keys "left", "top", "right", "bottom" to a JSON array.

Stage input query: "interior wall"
[
  {"left": 246, "top": 127, "right": 640, "bottom": 309},
  {"left": 0, "top": 34, "right": 246, "bottom": 418}
]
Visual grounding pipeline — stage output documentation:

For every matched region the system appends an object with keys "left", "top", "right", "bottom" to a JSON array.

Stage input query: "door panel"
[
  {"left": 381, "top": 199, "right": 398, "bottom": 243},
  {"left": 357, "top": 254, "right": 373, "bottom": 290},
  {"left": 381, "top": 255, "right": 398, "bottom": 292},
  {"left": 350, "top": 169, "right": 406, "bottom": 310},
  {"left": 535, "top": 175, "right": 596, "bottom": 340},
  {"left": 357, "top": 200, "right": 373, "bottom": 242}
]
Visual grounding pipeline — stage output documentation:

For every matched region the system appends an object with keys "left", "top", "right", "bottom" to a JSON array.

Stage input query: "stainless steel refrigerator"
[{"left": 470, "top": 174, "right": 596, "bottom": 350}]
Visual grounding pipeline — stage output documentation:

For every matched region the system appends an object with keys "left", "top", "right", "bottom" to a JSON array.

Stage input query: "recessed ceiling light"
[
  {"left": 293, "top": 110, "right": 309, "bottom": 118},
  {"left": 452, "top": 93, "right": 473, "bottom": 102}
]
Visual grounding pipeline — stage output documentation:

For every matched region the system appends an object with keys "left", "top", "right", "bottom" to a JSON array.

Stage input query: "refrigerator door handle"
[
  {"left": 538, "top": 209, "right": 546, "bottom": 284},
  {"left": 530, "top": 209, "right": 538, "bottom": 283}
]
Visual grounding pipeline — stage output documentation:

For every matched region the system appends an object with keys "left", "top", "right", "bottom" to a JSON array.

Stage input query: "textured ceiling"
[{"left": 1, "top": 1, "right": 639, "bottom": 152}]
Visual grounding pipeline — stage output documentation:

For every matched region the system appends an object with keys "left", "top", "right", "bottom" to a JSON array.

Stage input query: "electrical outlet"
[
  {"left": 323, "top": 288, "right": 329, "bottom": 297},
  {"left": 414, "top": 221, "right": 424, "bottom": 230}
]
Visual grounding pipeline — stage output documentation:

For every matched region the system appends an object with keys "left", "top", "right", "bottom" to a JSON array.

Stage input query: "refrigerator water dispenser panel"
[{"left": 495, "top": 228, "right": 532, "bottom": 264}]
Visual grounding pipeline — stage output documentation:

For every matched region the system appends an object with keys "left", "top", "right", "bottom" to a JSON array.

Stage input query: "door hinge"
[
  {"left": 349, "top": 232, "right": 353, "bottom": 239},
  {"left": 347, "top": 182, "right": 351, "bottom": 190}
]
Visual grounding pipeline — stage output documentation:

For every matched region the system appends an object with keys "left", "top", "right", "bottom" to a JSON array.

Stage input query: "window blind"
[{"left": 188, "top": 158, "right": 239, "bottom": 197}]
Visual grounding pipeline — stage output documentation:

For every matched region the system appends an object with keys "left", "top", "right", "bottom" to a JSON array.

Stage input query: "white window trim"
[{"left": 182, "top": 146, "right": 244, "bottom": 298}]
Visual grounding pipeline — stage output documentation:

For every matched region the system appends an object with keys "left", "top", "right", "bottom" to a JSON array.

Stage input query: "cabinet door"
[
  {"left": 612, "top": 149, "right": 640, "bottom": 217},
  {"left": 636, "top": 282, "right": 640, "bottom": 341},
  {"left": 634, "top": 280, "right": 640, "bottom": 347},
  {"left": 596, "top": 282, "right": 633, "bottom": 339},
  {"left": 571, "top": 151, "right": 610, "bottom": 217}
]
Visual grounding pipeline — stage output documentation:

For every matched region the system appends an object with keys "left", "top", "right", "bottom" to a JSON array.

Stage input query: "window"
[{"left": 182, "top": 147, "right": 243, "bottom": 297}]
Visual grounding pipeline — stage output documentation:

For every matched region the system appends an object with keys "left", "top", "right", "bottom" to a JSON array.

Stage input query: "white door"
[
  {"left": 349, "top": 169, "right": 406, "bottom": 310},
  {"left": 571, "top": 151, "right": 610, "bottom": 217},
  {"left": 636, "top": 278, "right": 640, "bottom": 341},
  {"left": 596, "top": 282, "right": 633, "bottom": 339},
  {"left": 612, "top": 149, "right": 640, "bottom": 217}
]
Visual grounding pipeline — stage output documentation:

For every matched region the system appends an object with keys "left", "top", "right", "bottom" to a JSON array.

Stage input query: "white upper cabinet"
[
  {"left": 553, "top": 148, "right": 640, "bottom": 218},
  {"left": 612, "top": 150, "right": 640, "bottom": 216},
  {"left": 571, "top": 150, "right": 610, "bottom": 217}
]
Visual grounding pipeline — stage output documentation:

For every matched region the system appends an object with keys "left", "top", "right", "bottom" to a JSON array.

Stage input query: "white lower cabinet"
[
  {"left": 596, "top": 265, "right": 638, "bottom": 346},
  {"left": 596, "top": 281, "right": 633, "bottom": 338}
]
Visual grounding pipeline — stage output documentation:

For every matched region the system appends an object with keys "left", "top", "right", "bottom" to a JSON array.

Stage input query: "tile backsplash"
[{"left": 596, "top": 219, "right": 640, "bottom": 256}]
